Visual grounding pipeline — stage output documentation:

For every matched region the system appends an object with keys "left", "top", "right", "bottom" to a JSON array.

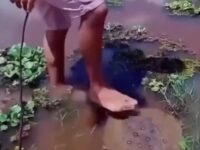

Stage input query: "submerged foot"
[{"left": 89, "top": 86, "right": 138, "bottom": 112}]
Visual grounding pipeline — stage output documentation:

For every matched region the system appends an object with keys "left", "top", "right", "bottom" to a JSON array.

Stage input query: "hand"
[{"left": 10, "top": 0, "right": 36, "bottom": 12}]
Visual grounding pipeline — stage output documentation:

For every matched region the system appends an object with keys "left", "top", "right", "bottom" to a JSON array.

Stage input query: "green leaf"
[
  {"left": 24, "top": 114, "right": 34, "bottom": 119},
  {"left": 149, "top": 81, "right": 156, "bottom": 87},
  {"left": 0, "top": 44, "right": 45, "bottom": 85},
  {"left": 26, "top": 100, "right": 35, "bottom": 112},
  {"left": 0, "top": 57, "right": 6, "bottom": 64},
  {"left": 10, "top": 122, "right": 18, "bottom": 127},
  {"left": 151, "top": 86, "right": 160, "bottom": 92},
  {"left": 0, "top": 112, "right": 8, "bottom": 123},
  {"left": 11, "top": 105, "right": 21, "bottom": 113},
  {"left": 179, "top": 138, "right": 189, "bottom": 150},
  {"left": 8, "top": 46, "right": 20, "bottom": 57},
  {"left": 24, "top": 61, "right": 34, "bottom": 69},
  {"left": 0, "top": 124, "right": 8, "bottom": 131}
]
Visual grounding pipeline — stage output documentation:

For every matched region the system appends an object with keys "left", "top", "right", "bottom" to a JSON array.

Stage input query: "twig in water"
[{"left": 90, "top": 125, "right": 97, "bottom": 135}]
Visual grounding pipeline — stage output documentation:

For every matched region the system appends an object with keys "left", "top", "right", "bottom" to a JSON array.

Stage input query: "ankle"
[{"left": 90, "top": 81, "right": 109, "bottom": 92}]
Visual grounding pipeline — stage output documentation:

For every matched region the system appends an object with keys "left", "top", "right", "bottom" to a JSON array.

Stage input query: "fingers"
[
  {"left": 10, "top": 0, "right": 22, "bottom": 9},
  {"left": 10, "top": 0, "right": 15, "bottom": 3},
  {"left": 27, "top": 0, "right": 35, "bottom": 12},
  {"left": 10, "top": 0, "right": 35, "bottom": 12},
  {"left": 21, "top": 0, "right": 28, "bottom": 11},
  {"left": 15, "top": 0, "right": 22, "bottom": 8}
]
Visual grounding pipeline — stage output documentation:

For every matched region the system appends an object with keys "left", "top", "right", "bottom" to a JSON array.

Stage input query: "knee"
[{"left": 86, "top": 3, "right": 108, "bottom": 27}]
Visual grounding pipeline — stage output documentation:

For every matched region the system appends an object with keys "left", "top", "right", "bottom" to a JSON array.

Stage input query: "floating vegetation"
[
  {"left": 158, "top": 38, "right": 187, "bottom": 55},
  {"left": 103, "top": 23, "right": 191, "bottom": 56},
  {"left": 0, "top": 44, "right": 46, "bottom": 86},
  {"left": 0, "top": 87, "right": 66, "bottom": 132},
  {"left": 104, "top": 23, "right": 148, "bottom": 44},
  {"left": 32, "top": 87, "right": 63, "bottom": 110},
  {"left": 0, "top": 101, "right": 35, "bottom": 132},
  {"left": 165, "top": 0, "right": 200, "bottom": 16}
]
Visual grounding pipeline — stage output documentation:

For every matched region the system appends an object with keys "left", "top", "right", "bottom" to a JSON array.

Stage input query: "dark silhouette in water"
[{"left": 67, "top": 43, "right": 185, "bottom": 119}]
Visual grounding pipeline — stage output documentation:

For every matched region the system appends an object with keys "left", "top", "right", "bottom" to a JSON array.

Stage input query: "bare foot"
[{"left": 89, "top": 86, "right": 138, "bottom": 112}]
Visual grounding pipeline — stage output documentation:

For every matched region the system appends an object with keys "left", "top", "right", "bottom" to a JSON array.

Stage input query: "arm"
[{"left": 10, "top": 0, "right": 36, "bottom": 12}]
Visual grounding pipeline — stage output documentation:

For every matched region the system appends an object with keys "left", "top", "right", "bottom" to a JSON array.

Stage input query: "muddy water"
[
  {"left": 0, "top": 44, "right": 183, "bottom": 150},
  {"left": 1, "top": 0, "right": 199, "bottom": 149},
  {"left": 1, "top": 0, "right": 200, "bottom": 53}
]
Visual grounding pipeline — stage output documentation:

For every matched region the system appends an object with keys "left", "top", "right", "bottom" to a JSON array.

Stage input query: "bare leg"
[
  {"left": 43, "top": 30, "right": 72, "bottom": 95},
  {"left": 79, "top": 3, "right": 138, "bottom": 112}
]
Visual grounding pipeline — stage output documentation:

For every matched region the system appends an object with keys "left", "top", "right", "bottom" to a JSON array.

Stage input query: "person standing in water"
[{"left": 10, "top": 0, "right": 138, "bottom": 112}]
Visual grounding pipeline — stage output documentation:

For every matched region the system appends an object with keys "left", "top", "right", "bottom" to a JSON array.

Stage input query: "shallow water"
[
  {"left": 1, "top": 0, "right": 200, "bottom": 53},
  {"left": 1, "top": 0, "right": 200, "bottom": 149},
  {"left": 0, "top": 43, "right": 183, "bottom": 150}
]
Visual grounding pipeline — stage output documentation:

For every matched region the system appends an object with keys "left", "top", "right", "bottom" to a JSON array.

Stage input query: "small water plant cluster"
[
  {"left": 103, "top": 23, "right": 188, "bottom": 55},
  {"left": 0, "top": 101, "right": 35, "bottom": 132},
  {"left": 103, "top": 23, "right": 148, "bottom": 44},
  {"left": 165, "top": 0, "right": 200, "bottom": 16},
  {"left": 0, "top": 44, "right": 46, "bottom": 86},
  {"left": 0, "top": 87, "right": 63, "bottom": 132},
  {"left": 142, "top": 59, "right": 200, "bottom": 111}
]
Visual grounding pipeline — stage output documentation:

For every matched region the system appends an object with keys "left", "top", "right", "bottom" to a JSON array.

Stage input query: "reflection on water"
[{"left": 67, "top": 46, "right": 147, "bottom": 105}]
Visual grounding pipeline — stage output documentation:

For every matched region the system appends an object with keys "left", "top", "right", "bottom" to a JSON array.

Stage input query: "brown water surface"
[
  {"left": 0, "top": 0, "right": 198, "bottom": 149},
  {"left": 1, "top": 0, "right": 200, "bottom": 53}
]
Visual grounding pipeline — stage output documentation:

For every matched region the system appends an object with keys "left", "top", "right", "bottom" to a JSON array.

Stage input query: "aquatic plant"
[
  {"left": 0, "top": 101, "right": 35, "bottom": 131},
  {"left": 179, "top": 136, "right": 200, "bottom": 150},
  {"left": 158, "top": 38, "right": 186, "bottom": 54},
  {"left": 0, "top": 44, "right": 46, "bottom": 86},
  {"left": 103, "top": 23, "right": 148, "bottom": 44},
  {"left": 103, "top": 23, "right": 191, "bottom": 56},
  {"left": 179, "top": 137, "right": 192, "bottom": 150},
  {"left": 142, "top": 59, "right": 200, "bottom": 107},
  {"left": 165, "top": 0, "right": 200, "bottom": 16},
  {"left": 32, "top": 87, "right": 64, "bottom": 109},
  {"left": 0, "top": 87, "right": 67, "bottom": 132}
]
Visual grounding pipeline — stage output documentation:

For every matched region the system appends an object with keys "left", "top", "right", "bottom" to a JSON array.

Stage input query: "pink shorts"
[{"left": 36, "top": 0, "right": 105, "bottom": 30}]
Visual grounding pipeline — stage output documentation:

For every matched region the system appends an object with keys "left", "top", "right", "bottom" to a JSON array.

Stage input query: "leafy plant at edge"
[
  {"left": 165, "top": 0, "right": 200, "bottom": 16},
  {"left": 142, "top": 59, "right": 200, "bottom": 107},
  {"left": 0, "top": 44, "right": 46, "bottom": 86},
  {"left": 0, "top": 100, "right": 35, "bottom": 131}
]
